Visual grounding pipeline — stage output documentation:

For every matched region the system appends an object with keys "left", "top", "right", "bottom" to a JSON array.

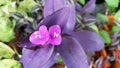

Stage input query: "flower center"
[
  {"left": 53, "top": 32, "right": 59, "bottom": 38},
  {"left": 34, "top": 32, "right": 41, "bottom": 39}
]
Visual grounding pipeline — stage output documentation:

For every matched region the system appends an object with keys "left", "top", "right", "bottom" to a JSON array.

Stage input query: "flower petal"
[
  {"left": 48, "top": 25, "right": 62, "bottom": 45},
  {"left": 57, "top": 36, "right": 89, "bottom": 68},
  {"left": 38, "top": 25, "right": 49, "bottom": 45},
  {"left": 41, "top": 51, "right": 59, "bottom": 68},
  {"left": 29, "top": 31, "right": 43, "bottom": 45},
  {"left": 44, "top": 0, "right": 66, "bottom": 17},
  {"left": 49, "top": 25, "right": 61, "bottom": 35},
  {"left": 49, "top": 35, "right": 62, "bottom": 45},
  {"left": 21, "top": 45, "right": 54, "bottom": 68},
  {"left": 71, "top": 29, "right": 104, "bottom": 51}
]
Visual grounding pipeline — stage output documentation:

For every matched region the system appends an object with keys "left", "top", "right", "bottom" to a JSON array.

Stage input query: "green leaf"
[
  {"left": 0, "top": 18, "right": 15, "bottom": 42},
  {"left": 0, "top": 2, "right": 16, "bottom": 17},
  {"left": 0, "top": 0, "right": 10, "bottom": 5},
  {"left": 18, "top": 0, "right": 37, "bottom": 12},
  {"left": 89, "top": 24, "right": 99, "bottom": 33},
  {"left": 105, "top": 0, "right": 119, "bottom": 10},
  {"left": 0, "top": 42, "right": 15, "bottom": 58},
  {"left": 78, "top": 0, "right": 85, "bottom": 5},
  {"left": 96, "top": 13, "right": 108, "bottom": 23},
  {"left": 112, "top": 25, "right": 120, "bottom": 33},
  {"left": 99, "top": 30, "right": 111, "bottom": 44},
  {"left": 0, "top": 59, "right": 22, "bottom": 68},
  {"left": 7, "top": 2, "right": 16, "bottom": 12},
  {"left": 115, "top": 10, "right": 120, "bottom": 20},
  {"left": 0, "top": 62, "right": 7, "bottom": 68},
  {"left": 0, "top": 9, "right": 4, "bottom": 17}
]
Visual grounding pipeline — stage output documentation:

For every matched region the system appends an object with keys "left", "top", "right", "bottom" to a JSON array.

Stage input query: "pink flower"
[{"left": 29, "top": 25, "right": 62, "bottom": 46}]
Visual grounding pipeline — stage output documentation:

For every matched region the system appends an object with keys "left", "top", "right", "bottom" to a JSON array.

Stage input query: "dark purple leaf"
[
  {"left": 37, "top": 7, "right": 71, "bottom": 30},
  {"left": 82, "top": 0, "right": 96, "bottom": 14},
  {"left": 18, "top": 34, "right": 36, "bottom": 48},
  {"left": 75, "top": 3, "right": 82, "bottom": 13},
  {"left": 21, "top": 45, "right": 54, "bottom": 68},
  {"left": 57, "top": 36, "right": 89, "bottom": 68},
  {"left": 41, "top": 51, "right": 59, "bottom": 68},
  {"left": 63, "top": 4, "right": 76, "bottom": 33},
  {"left": 71, "top": 29, "right": 104, "bottom": 51},
  {"left": 44, "top": 0, "right": 66, "bottom": 17}
]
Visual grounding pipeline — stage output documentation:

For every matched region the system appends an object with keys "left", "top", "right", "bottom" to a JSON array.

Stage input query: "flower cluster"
[{"left": 29, "top": 25, "right": 62, "bottom": 46}]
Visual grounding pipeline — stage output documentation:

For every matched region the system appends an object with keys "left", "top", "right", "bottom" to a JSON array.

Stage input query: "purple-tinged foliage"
[
  {"left": 41, "top": 51, "right": 59, "bottom": 68},
  {"left": 71, "top": 29, "right": 104, "bottom": 51},
  {"left": 75, "top": 3, "right": 82, "bottom": 12},
  {"left": 63, "top": 4, "right": 76, "bottom": 33},
  {"left": 20, "top": 45, "right": 54, "bottom": 68},
  {"left": 38, "top": 6, "right": 71, "bottom": 30},
  {"left": 19, "top": 0, "right": 104, "bottom": 68},
  {"left": 76, "top": 0, "right": 96, "bottom": 15},
  {"left": 75, "top": 0, "right": 99, "bottom": 28},
  {"left": 82, "top": 0, "right": 96, "bottom": 14},
  {"left": 44, "top": 0, "right": 66, "bottom": 18},
  {"left": 57, "top": 36, "right": 89, "bottom": 68}
]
